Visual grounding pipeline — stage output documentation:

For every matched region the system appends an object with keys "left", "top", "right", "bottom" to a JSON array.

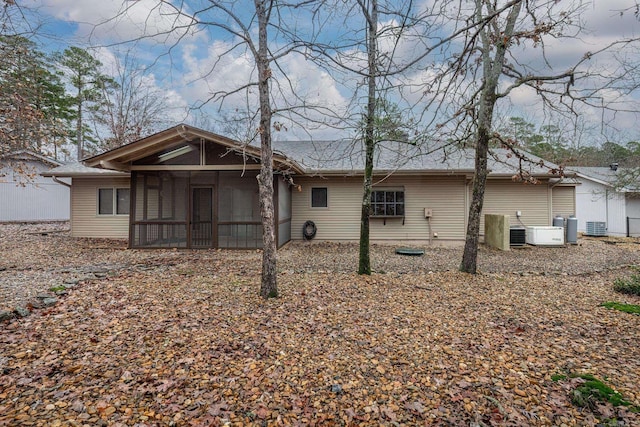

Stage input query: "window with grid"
[{"left": 371, "top": 189, "right": 404, "bottom": 217}]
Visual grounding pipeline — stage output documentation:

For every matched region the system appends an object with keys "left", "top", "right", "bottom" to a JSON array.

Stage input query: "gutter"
[
  {"left": 550, "top": 177, "right": 564, "bottom": 189},
  {"left": 51, "top": 176, "right": 71, "bottom": 188}
]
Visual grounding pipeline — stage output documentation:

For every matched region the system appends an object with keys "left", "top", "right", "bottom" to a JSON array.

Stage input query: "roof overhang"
[
  {"left": 41, "top": 163, "right": 130, "bottom": 178},
  {"left": 83, "top": 124, "right": 304, "bottom": 174},
  {"left": 574, "top": 172, "right": 613, "bottom": 187},
  {"left": 42, "top": 171, "right": 131, "bottom": 178}
]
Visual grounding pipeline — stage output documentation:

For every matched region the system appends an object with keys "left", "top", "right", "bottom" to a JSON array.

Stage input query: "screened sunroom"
[{"left": 82, "top": 125, "right": 298, "bottom": 249}]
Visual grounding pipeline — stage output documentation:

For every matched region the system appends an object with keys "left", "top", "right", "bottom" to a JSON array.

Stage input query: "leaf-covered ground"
[{"left": 1, "top": 225, "right": 639, "bottom": 426}]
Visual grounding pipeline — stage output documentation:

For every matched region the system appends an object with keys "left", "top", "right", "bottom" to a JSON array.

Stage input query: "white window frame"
[{"left": 97, "top": 187, "right": 130, "bottom": 216}]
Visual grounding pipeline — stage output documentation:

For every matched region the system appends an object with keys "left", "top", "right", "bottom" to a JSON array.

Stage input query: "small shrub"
[
  {"left": 613, "top": 269, "right": 640, "bottom": 296},
  {"left": 49, "top": 285, "right": 66, "bottom": 293},
  {"left": 551, "top": 374, "right": 567, "bottom": 382},
  {"left": 570, "top": 374, "right": 637, "bottom": 411},
  {"left": 564, "top": 374, "right": 640, "bottom": 412},
  {"left": 601, "top": 301, "right": 640, "bottom": 315}
]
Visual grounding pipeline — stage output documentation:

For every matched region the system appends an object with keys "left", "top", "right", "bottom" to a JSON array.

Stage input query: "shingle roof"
[
  {"left": 571, "top": 166, "right": 619, "bottom": 183},
  {"left": 40, "top": 129, "right": 568, "bottom": 179},
  {"left": 274, "top": 139, "right": 565, "bottom": 177},
  {"left": 570, "top": 166, "right": 639, "bottom": 192},
  {"left": 1, "top": 150, "right": 63, "bottom": 167}
]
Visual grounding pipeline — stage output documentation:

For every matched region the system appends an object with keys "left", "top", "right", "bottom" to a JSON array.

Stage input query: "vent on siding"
[
  {"left": 510, "top": 226, "right": 526, "bottom": 246},
  {"left": 585, "top": 221, "right": 606, "bottom": 237}
]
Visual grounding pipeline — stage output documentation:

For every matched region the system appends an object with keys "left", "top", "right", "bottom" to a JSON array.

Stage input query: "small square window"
[{"left": 311, "top": 187, "right": 328, "bottom": 208}]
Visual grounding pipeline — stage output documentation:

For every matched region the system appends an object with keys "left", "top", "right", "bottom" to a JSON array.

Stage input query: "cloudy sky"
[{"left": 23, "top": 0, "right": 640, "bottom": 144}]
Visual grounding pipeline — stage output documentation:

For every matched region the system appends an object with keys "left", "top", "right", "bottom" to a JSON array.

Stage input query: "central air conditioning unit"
[
  {"left": 525, "top": 226, "right": 564, "bottom": 246},
  {"left": 510, "top": 226, "right": 526, "bottom": 246},
  {"left": 585, "top": 221, "right": 607, "bottom": 237}
]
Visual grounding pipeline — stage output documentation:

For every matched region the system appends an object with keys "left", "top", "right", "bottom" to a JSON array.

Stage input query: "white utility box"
[{"left": 525, "top": 226, "right": 564, "bottom": 246}]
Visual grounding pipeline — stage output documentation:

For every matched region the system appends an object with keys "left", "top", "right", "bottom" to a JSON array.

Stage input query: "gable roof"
[
  {"left": 83, "top": 124, "right": 304, "bottom": 174},
  {"left": 1, "top": 150, "right": 63, "bottom": 167}
]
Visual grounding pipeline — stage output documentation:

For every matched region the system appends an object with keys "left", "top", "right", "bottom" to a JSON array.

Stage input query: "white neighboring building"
[
  {"left": 0, "top": 150, "right": 70, "bottom": 222},
  {"left": 572, "top": 165, "right": 640, "bottom": 237}
]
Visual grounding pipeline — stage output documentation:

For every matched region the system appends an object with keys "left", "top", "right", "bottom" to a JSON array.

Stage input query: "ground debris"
[{"left": 0, "top": 223, "right": 639, "bottom": 425}]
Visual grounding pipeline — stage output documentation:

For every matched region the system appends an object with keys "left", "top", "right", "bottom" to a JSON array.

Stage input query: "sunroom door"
[{"left": 191, "top": 186, "right": 214, "bottom": 248}]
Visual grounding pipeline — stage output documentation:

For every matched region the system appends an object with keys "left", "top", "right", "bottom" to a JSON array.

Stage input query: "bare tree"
[
  {"left": 93, "top": 52, "right": 172, "bottom": 150},
  {"left": 460, "top": 0, "right": 522, "bottom": 274},
  {"left": 300, "top": 0, "right": 444, "bottom": 275},
  {"left": 1, "top": 0, "right": 43, "bottom": 38},
  {"left": 442, "top": 0, "right": 640, "bottom": 273},
  {"left": 100, "top": 0, "right": 322, "bottom": 298},
  {"left": 253, "top": 0, "right": 279, "bottom": 298}
]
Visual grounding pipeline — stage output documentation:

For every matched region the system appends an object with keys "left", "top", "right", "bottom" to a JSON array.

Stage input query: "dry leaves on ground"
[{"left": 0, "top": 225, "right": 639, "bottom": 426}]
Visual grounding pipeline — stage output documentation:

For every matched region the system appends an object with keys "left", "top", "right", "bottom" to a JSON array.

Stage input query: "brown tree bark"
[
  {"left": 460, "top": 125, "right": 490, "bottom": 273},
  {"left": 255, "top": 0, "right": 278, "bottom": 298},
  {"left": 460, "top": 0, "right": 521, "bottom": 274},
  {"left": 357, "top": 0, "right": 378, "bottom": 276}
]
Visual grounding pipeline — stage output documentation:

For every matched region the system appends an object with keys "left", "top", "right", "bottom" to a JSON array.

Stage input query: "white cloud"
[
  {"left": 33, "top": 0, "right": 640, "bottom": 142},
  {"left": 174, "top": 39, "right": 351, "bottom": 140},
  {"left": 38, "top": 0, "right": 200, "bottom": 45}
]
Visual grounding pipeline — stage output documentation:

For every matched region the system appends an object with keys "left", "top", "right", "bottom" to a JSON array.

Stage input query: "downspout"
[
  {"left": 51, "top": 175, "right": 72, "bottom": 231},
  {"left": 605, "top": 188, "right": 609, "bottom": 232},
  {"left": 549, "top": 177, "right": 564, "bottom": 223},
  {"left": 52, "top": 175, "right": 71, "bottom": 188}
]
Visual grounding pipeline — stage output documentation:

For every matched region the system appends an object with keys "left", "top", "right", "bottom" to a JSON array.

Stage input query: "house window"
[
  {"left": 311, "top": 187, "right": 328, "bottom": 208},
  {"left": 371, "top": 189, "right": 404, "bottom": 217},
  {"left": 98, "top": 188, "right": 130, "bottom": 215}
]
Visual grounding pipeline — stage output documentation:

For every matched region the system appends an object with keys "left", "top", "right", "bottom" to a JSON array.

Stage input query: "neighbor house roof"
[
  {"left": 1, "top": 150, "right": 63, "bottom": 167},
  {"left": 571, "top": 166, "right": 640, "bottom": 192}
]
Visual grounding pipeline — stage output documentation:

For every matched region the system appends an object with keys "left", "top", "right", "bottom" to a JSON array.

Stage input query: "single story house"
[
  {"left": 571, "top": 165, "right": 640, "bottom": 237},
  {"left": 42, "top": 124, "right": 577, "bottom": 248},
  {"left": 0, "top": 150, "right": 70, "bottom": 222}
]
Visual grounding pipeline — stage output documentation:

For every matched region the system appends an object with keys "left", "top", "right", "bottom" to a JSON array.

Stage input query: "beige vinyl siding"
[
  {"left": 291, "top": 175, "right": 467, "bottom": 241},
  {"left": 551, "top": 186, "right": 575, "bottom": 218},
  {"left": 71, "top": 177, "right": 130, "bottom": 239},
  {"left": 477, "top": 180, "right": 550, "bottom": 234}
]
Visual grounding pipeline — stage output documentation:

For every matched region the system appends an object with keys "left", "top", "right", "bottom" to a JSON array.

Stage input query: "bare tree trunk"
[
  {"left": 255, "top": 0, "right": 278, "bottom": 298},
  {"left": 358, "top": 138, "right": 374, "bottom": 275},
  {"left": 460, "top": 125, "right": 490, "bottom": 273},
  {"left": 460, "top": 0, "right": 521, "bottom": 273},
  {"left": 357, "top": 0, "right": 378, "bottom": 276}
]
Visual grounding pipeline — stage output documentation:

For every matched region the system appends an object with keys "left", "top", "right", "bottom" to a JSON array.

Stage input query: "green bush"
[
  {"left": 570, "top": 374, "right": 638, "bottom": 412},
  {"left": 601, "top": 301, "right": 640, "bottom": 314},
  {"left": 613, "top": 270, "right": 640, "bottom": 296}
]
